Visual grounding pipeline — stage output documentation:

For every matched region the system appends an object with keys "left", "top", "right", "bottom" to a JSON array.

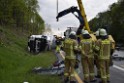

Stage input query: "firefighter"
[
  {"left": 80, "top": 30, "right": 96, "bottom": 83},
  {"left": 55, "top": 36, "right": 61, "bottom": 53},
  {"left": 63, "top": 31, "right": 78, "bottom": 83},
  {"left": 95, "top": 28, "right": 115, "bottom": 67},
  {"left": 95, "top": 29, "right": 111, "bottom": 83}
]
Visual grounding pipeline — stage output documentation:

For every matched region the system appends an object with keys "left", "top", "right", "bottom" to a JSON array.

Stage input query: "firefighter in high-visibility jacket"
[
  {"left": 55, "top": 37, "right": 62, "bottom": 53},
  {"left": 79, "top": 30, "right": 96, "bottom": 83},
  {"left": 63, "top": 31, "right": 78, "bottom": 83},
  {"left": 95, "top": 29, "right": 111, "bottom": 83}
]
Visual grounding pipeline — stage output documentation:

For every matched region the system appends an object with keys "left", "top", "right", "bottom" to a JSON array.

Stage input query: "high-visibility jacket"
[
  {"left": 63, "top": 38, "right": 78, "bottom": 59},
  {"left": 95, "top": 39, "right": 111, "bottom": 59},
  {"left": 80, "top": 38, "right": 94, "bottom": 58},
  {"left": 108, "top": 35, "right": 115, "bottom": 50}
]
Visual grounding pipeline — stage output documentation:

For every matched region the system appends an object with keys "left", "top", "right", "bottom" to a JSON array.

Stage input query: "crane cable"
[
  {"left": 56, "top": 0, "right": 70, "bottom": 15},
  {"left": 57, "top": 0, "right": 58, "bottom": 15},
  {"left": 56, "top": 0, "right": 74, "bottom": 21}
]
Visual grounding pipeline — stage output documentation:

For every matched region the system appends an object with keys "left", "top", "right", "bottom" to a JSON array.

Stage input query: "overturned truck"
[{"left": 28, "top": 35, "right": 48, "bottom": 53}]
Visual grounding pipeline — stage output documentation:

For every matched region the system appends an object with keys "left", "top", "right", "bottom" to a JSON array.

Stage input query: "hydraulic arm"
[
  {"left": 56, "top": 0, "right": 90, "bottom": 32},
  {"left": 56, "top": 6, "right": 85, "bottom": 35},
  {"left": 76, "top": 0, "right": 90, "bottom": 32},
  {"left": 56, "top": 6, "right": 84, "bottom": 26}
]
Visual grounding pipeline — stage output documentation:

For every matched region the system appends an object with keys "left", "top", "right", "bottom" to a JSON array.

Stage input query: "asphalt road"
[
  {"left": 110, "top": 50, "right": 124, "bottom": 83},
  {"left": 110, "top": 65, "right": 124, "bottom": 83}
]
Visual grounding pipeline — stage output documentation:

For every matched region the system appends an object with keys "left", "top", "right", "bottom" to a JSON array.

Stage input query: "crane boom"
[
  {"left": 77, "top": 0, "right": 90, "bottom": 32},
  {"left": 56, "top": 6, "right": 84, "bottom": 25}
]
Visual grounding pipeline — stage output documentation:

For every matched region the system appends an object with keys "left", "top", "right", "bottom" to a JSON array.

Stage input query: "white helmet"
[
  {"left": 99, "top": 28, "right": 107, "bottom": 36},
  {"left": 95, "top": 30, "right": 99, "bottom": 36},
  {"left": 82, "top": 29, "right": 85, "bottom": 34},
  {"left": 83, "top": 30, "right": 89, "bottom": 35},
  {"left": 70, "top": 31, "right": 76, "bottom": 35}
]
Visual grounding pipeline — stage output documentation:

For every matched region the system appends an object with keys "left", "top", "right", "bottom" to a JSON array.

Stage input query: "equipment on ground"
[{"left": 32, "top": 60, "right": 65, "bottom": 75}]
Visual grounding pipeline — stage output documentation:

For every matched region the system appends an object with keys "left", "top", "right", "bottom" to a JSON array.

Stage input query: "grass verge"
[{"left": 0, "top": 27, "right": 61, "bottom": 83}]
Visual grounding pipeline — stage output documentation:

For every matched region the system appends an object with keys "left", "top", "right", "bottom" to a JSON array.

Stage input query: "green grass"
[{"left": 0, "top": 27, "right": 61, "bottom": 83}]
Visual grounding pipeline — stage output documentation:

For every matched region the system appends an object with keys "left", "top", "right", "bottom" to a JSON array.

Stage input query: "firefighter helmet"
[
  {"left": 99, "top": 28, "right": 107, "bottom": 36},
  {"left": 83, "top": 30, "right": 89, "bottom": 35},
  {"left": 82, "top": 29, "right": 85, "bottom": 34},
  {"left": 95, "top": 30, "right": 99, "bottom": 36},
  {"left": 70, "top": 31, "right": 76, "bottom": 35}
]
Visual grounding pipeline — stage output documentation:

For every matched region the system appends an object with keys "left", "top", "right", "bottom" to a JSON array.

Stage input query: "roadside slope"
[{"left": 0, "top": 27, "right": 60, "bottom": 83}]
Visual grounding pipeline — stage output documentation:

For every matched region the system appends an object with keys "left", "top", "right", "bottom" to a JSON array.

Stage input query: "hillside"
[{"left": 0, "top": 27, "right": 60, "bottom": 83}]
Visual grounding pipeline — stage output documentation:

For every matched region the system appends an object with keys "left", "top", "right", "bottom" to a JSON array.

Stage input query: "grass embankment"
[{"left": 0, "top": 27, "right": 61, "bottom": 83}]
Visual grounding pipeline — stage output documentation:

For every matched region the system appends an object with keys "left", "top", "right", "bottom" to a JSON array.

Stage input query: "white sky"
[{"left": 38, "top": 0, "right": 118, "bottom": 35}]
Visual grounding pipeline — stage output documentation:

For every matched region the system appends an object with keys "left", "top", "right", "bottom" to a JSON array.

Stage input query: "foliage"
[
  {"left": 0, "top": 0, "right": 44, "bottom": 34},
  {"left": 89, "top": 0, "right": 124, "bottom": 43}
]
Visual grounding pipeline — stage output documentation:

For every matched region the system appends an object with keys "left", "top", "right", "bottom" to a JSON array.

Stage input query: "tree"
[
  {"left": 89, "top": 0, "right": 124, "bottom": 43},
  {"left": 0, "top": 0, "right": 44, "bottom": 34}
]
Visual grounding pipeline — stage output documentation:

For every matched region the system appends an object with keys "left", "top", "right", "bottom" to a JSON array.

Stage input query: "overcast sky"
[{"left": 38, "top": 0, "right": 117, "bottom": 35}]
